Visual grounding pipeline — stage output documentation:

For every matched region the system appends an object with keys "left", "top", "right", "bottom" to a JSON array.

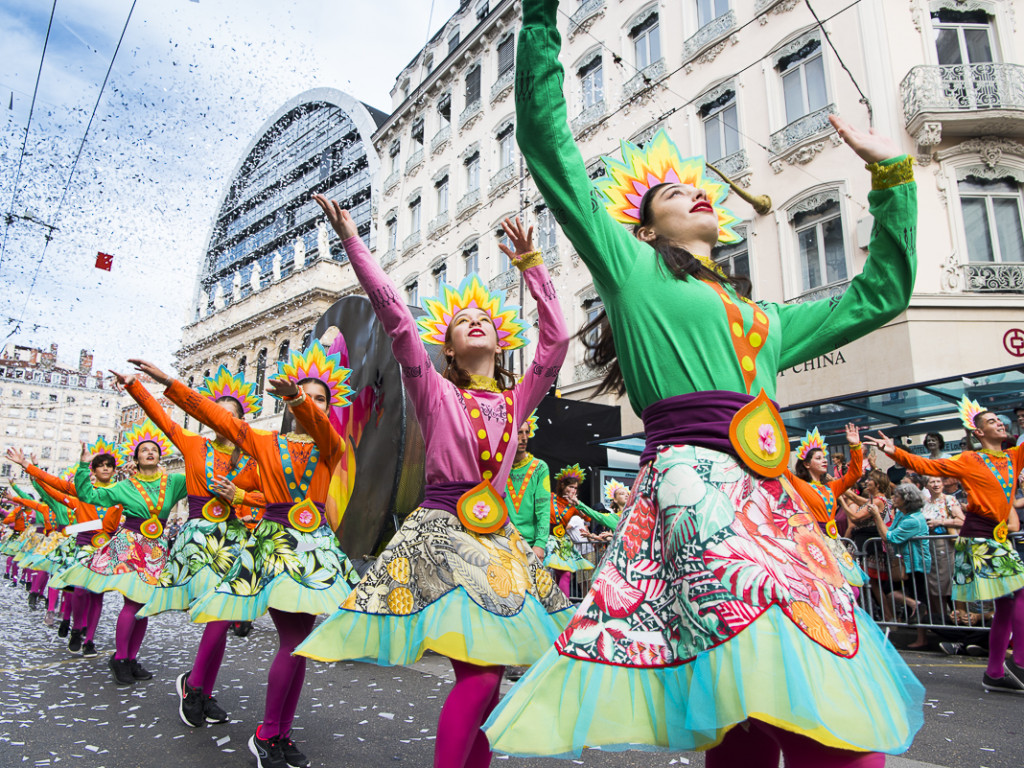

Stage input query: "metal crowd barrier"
[{"left": 567, "top": 542, "right": 610, "bottom": 603}]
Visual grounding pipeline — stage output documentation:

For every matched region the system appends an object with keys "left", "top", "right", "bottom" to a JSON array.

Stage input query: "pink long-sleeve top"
[{"left": 343, "top": 235, "right": 568, "bottom": 494}]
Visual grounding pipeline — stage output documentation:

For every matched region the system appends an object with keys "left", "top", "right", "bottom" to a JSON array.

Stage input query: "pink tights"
[
  {"left": 706, "top": 720, "right": 884, "bottom": 767},
  {"left": 114, "top": 597, "right": 149, "bottom": 660},
  {"left": 259, "top": 608, "right": 316, "bottom": 739},
  {"left": 31, "top": 570, "right": 48, "bottom": 595},
  {"left": 73, "top": 589, "right": 104, "bottom": 643},
  {"left": 556, "top": 570, "right": 572, "bottom": 597},
  {"left": 987, "top": 588, "right": 1024, "bottom": 678},
  {"left": 434, "top": 659, "right": 504, "bottom": 768},
  {"left": 188, "top": 621, "right": 230, "bottom": 693}
]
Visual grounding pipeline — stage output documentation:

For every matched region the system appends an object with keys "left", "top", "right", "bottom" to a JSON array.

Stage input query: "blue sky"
[{"left": 0, "top": 0, "right": 460, "bottom": 373}]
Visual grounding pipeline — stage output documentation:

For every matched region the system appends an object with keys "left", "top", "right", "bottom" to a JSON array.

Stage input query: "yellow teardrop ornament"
[
  {"left": 456, "top": 480, "right": 508, "bottom": 535},
  {"left": 202, "top": 498, "right": 230, "bottom": 523},
  {"left": 728, "top": 389, "right": 790, "bottom": 478}
]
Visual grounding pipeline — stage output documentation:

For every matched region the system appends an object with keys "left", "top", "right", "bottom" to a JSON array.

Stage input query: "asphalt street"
[{"left": 0, "top": 583, "right": 1018, "bottom": 768}]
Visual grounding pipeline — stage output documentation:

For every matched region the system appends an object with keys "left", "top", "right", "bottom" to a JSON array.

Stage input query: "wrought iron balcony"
[
  {"left": 901, "top": 63, "right": 1024, "bottom": 141},
  {"left": 683, "top": 10, "right": 736, "bottom": 61},
  {"left": 430, "top": 125, "right": 451, "bottom": 154},
  {"left": 963, "top": 262, "right": 1024, "bottom": 293},
  {"left": 569, "top": 0, "right": 605, "bottom": 36},
  {"left": 571, "top": 99, "right": 606, "bottom": 134},
  {"left": 573, "top": 361, "right": 611, "bottom": 383},
  {"left": 623, "top": 59, "right": 666, "bottom": 101},
  {"left": 428, "top": 212, "right": 450, "bottom": 236},
  {"left": 401, "top": 231, "right": 421, "bottom": 254},
  {"left": 489, "top": 268, "right": 518, "bottom": 292},
  {"left": 710, "top": 149, "right": 750, "bottom": 179},
  {"left": 489, "top": 164, "right": 516, "bottom": 191},
  {"left": 456, "top": 188, "right": 481, "bottom": 216},
  {"left": 380, "top": 248, "right": 397, "bottom": 268},
  {"left": 405, "top": 149, "right": 424, "bottom": 174},
  {"left": 383, "top": 170, "right": 400, "bottom": 194},
  {"left": 770, "top": 104, "right": 837, "bottom": 154},
  {"left": 490, "top": 70, "right": 514, "bottom": 103},
  {"left": 458, "top": 99, "right": 482, "bottom": 130},
  {"left": 787, "top": 281, "right": 849, "bottom": 305}
]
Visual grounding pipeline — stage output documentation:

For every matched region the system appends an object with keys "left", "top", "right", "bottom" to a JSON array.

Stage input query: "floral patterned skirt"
[
  {"left": 5, "top": 529, "right": 41, "bottom": 560},
  {"left": 19, "top": 532, "right": 67, "bottom": 572},
  {"left": 296, "top": 506, "right": 574, "bottom": 667},
  {"left": 188, "top": 520, "right": 358, "bottom": 623},
  {"left": 952, "top": 537, "right": 1024, "bottom": 602},
  {"left": 137, "top": 517, "right": 251, "bottom": 617},
  {"left": 484, "top": 444, "right": 923, "bottom": 757},
  {"left": 46, "top": 537, "right": 85, "bottom": 589},
  {"left": 543, "top": 532, "right": 594, "bottom": 573},
  {"left": 57, "top": 525, "right": 170, "bottom": 604}
]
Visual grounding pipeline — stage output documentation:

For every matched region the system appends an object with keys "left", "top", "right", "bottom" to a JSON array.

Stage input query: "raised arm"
[
  {"left": 517, "top": 0, "right": 641, "bottom": 288},
  {"left": 830, "top": 426, "right": 864, "bottom": 496},
  {"left": 280, "top": 387, "right": 343, "bottom": 469},
  {"left": 6, "top": 448, "right": 76, "bottom": 498},
  {"left": 163, "top": 379, "right": 258, "bottom": 457},
  {"left": 119, "top": 375, "right": 185, "bottom": 451}
]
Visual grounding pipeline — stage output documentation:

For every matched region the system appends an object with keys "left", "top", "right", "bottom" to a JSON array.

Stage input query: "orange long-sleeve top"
[
  {"left": 25, "top": 465, "right": 122, "bottom": 531},
  {"left": 784, "top": 445, "right": 863, "bottom": 525},
  {"left": 891, "top": 445, "right": 1024, "bottom": 524},
  {"left": 125, "top": 379, "right": 265, "bottom": 513},
  {"left": 165, "top": 379, "right": 343, "bottom": 507},
  {"left": 3, "top": 506, "right": 27, "bottom": 533},
  {"left": 9, "top": 495, "right": 53, "bottom": 533}
]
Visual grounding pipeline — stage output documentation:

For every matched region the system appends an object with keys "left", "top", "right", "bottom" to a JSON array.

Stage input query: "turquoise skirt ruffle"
[
  {"left": 484, "top": 604, "right": 924, "bottom": 757},
  {"left": 952, "top": 536, "right": 1024, "bottom": 602}
]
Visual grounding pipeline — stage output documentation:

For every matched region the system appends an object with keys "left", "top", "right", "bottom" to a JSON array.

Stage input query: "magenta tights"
[
  {"left": 114, "top": 597, "right": 149, "bottom": 660},
  {"left": 5, "top": 556, "right": 15, "bottom": 577},
  {"left": 557, "top": 570, "right": 572, "bottom": 597},
  {"left": 187, "top": 621, "right": 230, "bottom": 693},
  {"left": 706, "top": 720, "right": 884, "bottom": 768},
  {"left": 31, "top": 570, "right": 48, "bottom": 595},
  {"left": 259, "top": 609, "right": 316, "bottom": 739},
  {"left": 72, "top": 590, "right": 104, "bottom": 643},
  {"left": 434, "top": 659, "right": 504, "bottom": 768},
  {"left": 987, "top": 589, "right": 1024, "bottom": 677}
]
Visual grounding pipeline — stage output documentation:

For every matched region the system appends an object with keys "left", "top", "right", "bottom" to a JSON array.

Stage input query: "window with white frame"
[
  {"left": 411, "top": 117, "right": 424, "bottom": 151},
  {"left": 465, "top": 64, "right": 482, "bottom": 105},
  {"left": 697, "top": 0, "right": 729, "bottom": 27},
  {"left": 498, "top": 227, "right": 514, "bottom": 272},
  {"left": 465, "top": 152, "right": 480, "bottom": 191},
  {"left": 579, "top": 54, "right": 603, "bottom": 110},
  {"left": 958, "top": 178, "right": 1024, "bottom": 263},
  {"left": 497, "top": 34, "right": 514, "bottom": 77},
  {"left": 433, "top": 262, "right": 448, "bottom": 292},
  {"left": 406, "top": 281, "right": 419, "bottom": 306},
  {"left": 712, "top": 231, "right": 751, "bottom": 289},
  {"left": 583, "top": 296, "right": 604, "bottom": 347},
  {"left": 438, "top": 93, "right": 451, "bottom": 127},
  {"left": 448, "top": 29, "right": 460, "bottom": 55},
  {"left": 409, "top": 197, "right": 422, "bottom": 233},
  {"left": 932, "top": 9, "right": 998, "bottom": 108},
  {"left": 537, "top": 207, "right": 558, "bottom": 256},
  {"left": 497, "top": 124, "right": 515, "bottom": 169},
  {"left": 700, "top": 90, "right": 739, "bottom": 163},
  {"left": 388, "top": 140, "right": 400, "bottom": 174},
  {"left": 386, "top": 215, "right": 398, "bottom": 251},
  {"left": 631, "top": 12, "right": 661, "bottom": 70},
  {"left": 793, "top": 199, "right": 846, "bottom": 292},
  {"left": 436, "top": 175, "right": 449, "bottom": 214},
  {"left": 778, "top": 39, "right": 828, "bottom": 124},
  {"left": 463, "top": 242, "right": 480, "bottom": 276}
]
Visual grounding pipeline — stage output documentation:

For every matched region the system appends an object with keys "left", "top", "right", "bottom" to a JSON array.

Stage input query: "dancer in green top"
[
  {"left": 485, "top": 1, "right": 923, "bottom": 765},
  {"left": 503, "top": 412, "right": 552, "bottom": 560}
]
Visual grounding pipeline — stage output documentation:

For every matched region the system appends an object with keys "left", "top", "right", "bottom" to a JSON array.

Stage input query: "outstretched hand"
[
  {"left": 109, "top": 370, "right": 137, "bottom": 389},
  {"left": 267, "top": 378, "right": 299, "bottom": 399},
  {"left": 313, "top": 194, "right": 359, "bottom": 241},
  {"left": 79, "top": 441, "right": 92, "bottom": 464},
  {"left": 499, "top": 216, "right": 536, "bottom": 259},
  {"left": 844, "top": 422, "right": 860, "bottom": 445},
  {"left": 862, "top": 431, "right": 896, "bottom": 454},
  {"left": 5, "top": 447, "right": 28, "bottom": 469},
  {"left": 128, "top": 359, "right": 170, "bottom": 386},
  {"left": 829, "top": 115, "right": 901, "bottom": 165}
]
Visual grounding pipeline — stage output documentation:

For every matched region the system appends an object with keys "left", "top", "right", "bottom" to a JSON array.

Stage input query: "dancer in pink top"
[{"left": 297, "top": 199, "right": 572, "bottom": 768}]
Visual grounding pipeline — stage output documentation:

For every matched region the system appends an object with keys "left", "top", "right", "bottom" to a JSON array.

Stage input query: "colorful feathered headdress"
[
  {"left": 524, "top": 409, "right": 539, "bottom": 439},
  {"left": 603, "top": 479, "right": 628, "bottom": 503},
  {"left": 417, "top": 274, "right": 527, "bottom": 350},
  {"left": 595, "top": 129, "right": 743, "bottom": 243},
  {"left": 273, "top": 340, "right": 354, "bottom": 409},
  {"left": 796, "top": 427, "right": 826, "bottom": 461},
  {"left": 555, "top": 464, "right": 586, "bottom": 485},
  {"left": 197, "top": 364, "right": 262, "bottom": 417},
  {"left": 87, "top": 437, "right": 119, "bottom": 461},
  {"left": 118, "top": 419, "right": 174, "bottom": 462},
  {"left": 958, "top": 395, "right": 984, "bottom": 431},
  {"left": 59, "top": 465, "right": 78, "bottom": 483}
]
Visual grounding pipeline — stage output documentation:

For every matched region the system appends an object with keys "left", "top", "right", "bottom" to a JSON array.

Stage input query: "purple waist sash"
[
  {"left": 959, "top": 512, "right": 1007, "bottom": 539},
  {"left": 119, "top": 516, "right": 152, "bottom": 534},
  {"left": 263, "top": 501, "right": 326, "bottom": 525},
  {"left": 640, "top": 390, "right": 772, "bottom": 465},
  {"left": 187, "top": 494, "right": 215, "bottom": 519},
  {"left": 75, "top": 530, "right": 99, "bottom": 547},
  {"left": 421, "top": 482, "right": 477, "bottom": 515}
]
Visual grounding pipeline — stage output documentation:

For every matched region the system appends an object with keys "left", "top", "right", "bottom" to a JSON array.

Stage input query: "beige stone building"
[{"left": 0, "top": 344, "right": 125, "bottom": 482}]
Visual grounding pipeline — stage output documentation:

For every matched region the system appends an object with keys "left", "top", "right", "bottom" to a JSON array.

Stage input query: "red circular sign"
[{"left": 1003, "top": 329, "right": 1024, "bottom": 357}]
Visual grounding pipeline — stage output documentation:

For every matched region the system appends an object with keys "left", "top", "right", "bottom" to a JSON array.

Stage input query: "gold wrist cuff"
[
  {"left": 232, "top": 487, "right": 245, "bottom": 506},
  {"left": 867, "top": 156, "right": 914, "bottom": 191},
  {"left": 512, "top": 250, "right": 543, "bottom": 271},
  {"left": 283, "top": 388, "right": 306, "bottom": 406}
]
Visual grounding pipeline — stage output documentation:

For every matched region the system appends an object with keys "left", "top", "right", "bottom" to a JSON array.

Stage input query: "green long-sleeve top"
[
  {"left": 29, "top": 479, "right": 70, "bottom": 527},
  {"left": 516, "top": 0, "right": 917, "bottom": 415},
  {"left": 503, "top": 454, "right": 553, "bottom": 549},
  {"left": 74, "top": 464, "right": 186, "bottom": 520}
]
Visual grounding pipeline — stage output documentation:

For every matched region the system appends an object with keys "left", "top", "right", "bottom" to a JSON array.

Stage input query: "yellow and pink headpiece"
[
  {"left": 417, "top": 274, "right": 528, "bottom": 350},
  {"left": 796, "top": 427, "right": 826, "bottom": 461},
  {"left": 87, "top": 437, "right": 119, "bottom": 462},
  {"left": 958, "top": 395, "right": 984, "bottom": 431},
  {"left": 197, "top": 364, "right": 262, "bottom": 417},
  {"left": 118, "top": 419, "right": 174, "bottom": 462},
  {"left": 273, "top": 340, "right": 354, "bottom": 410},
  {"left": 595, "top": 128, "right": 743, "bottom": 243},
  {"left": 603, "top": 479, "right": 628, "bottom": 504},
  {"left": 555, "top": 463, "right": 586, "bottom": 486},
  {"left": 524, "top": 409, "right": 539, "bottom": 439}
]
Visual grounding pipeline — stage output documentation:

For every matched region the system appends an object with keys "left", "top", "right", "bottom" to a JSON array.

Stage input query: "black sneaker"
[
  {"left": 966, "top": 644, "right": 987, "bottom": 657},
  {"left": 24, "top": 580, "right": 31, "bottom": 591},
  {"left": 130, "top": 659, "right": 153, "bottom": 680},
  {"left": 939, "top": 641, "right": 963, "bottom": 656},
  {"left": 1004, "top": 658, "right": 1024, "bottom": 688},
  {"left": 67, "top": 629, "right": 83, "bottom": 654},
  {"left": 176, "top": 672, "right": 205, "bottom": 728},
  {"left": 57, "top": 619, "right": 70, "bottom": 638},
  {"left": 248, "top": 731, "right": 288, "bottom": 768},
  {"left": 81, "top": 641, "right": 97, "bottom": 658},
  {"left": 108, "top": 657, "right": 134, "bottom": 686},
  {"left": 278, "top": 735, "right": 310, "bottom": 768},
  {"left": 203, "top": 694, "right": 229, "bottom": 724},
  {"left": 7, "top": 578, "right": 16, "bottom": 587},
  {"left": 27, "top": 592, "right": 40, "bottom": 610},
  {"left": 982, "top": 673, "right": 1024, "bottom": 694}
]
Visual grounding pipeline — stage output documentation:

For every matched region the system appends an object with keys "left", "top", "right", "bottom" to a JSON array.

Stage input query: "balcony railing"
[
  {"left": 405, "top": 149, "right": 424, "bottom": 174},
  {"left": 489, "top": 164, "right": 516, "bottom": 192},
  {"left": 623, "top": 59, "right": 666, "bottom": 101},
  {"left": 430, "top": 125, "right": 451, "bottom": 153},
  {"left": 402, "top": 231, "right": 421, "bottom": 253},
  {"left": 709, "top": 149, "right": 750, "bottom": 179},
  {"left": 787, "top": 280, "right": 849, "bottom": 305},
  {"left": 456, "top": 188, "right": 481, "bottom": 216},
  {"left": 489, "top": 268, "right": 518, "bottom": 292},
  {"left": 569, "top": 0, "right": 605, "bottom": 35},
  {"left": 573, "top": 361, "right": 611, "bottom": 383},
  {"left": 571, "top": 99, "right": 606, "bottom": 134},
  {"left": 458, "top": 99, "right": 482, "bottom": 129},
  {"left": 428, "top": 212, "right": 450, "bottom": 236},
  {"left": 380, "top": 248, "right": 397, "bottom": 268},
  {"left": 490, "top": 69, "right": 514, "bottom": 103},
  {"left": 383, "top": 170, "right": 400, "bottom": 193},
  {"left": 683, "top": 10, "right": 736, "bottom": 61},
  {"left": 963, "top": 262, "right": 1024, "bottom": 293},
  {"left": 901, "top": 63, "right": 1024, "bottom": 135},
  {"left": 770, "top": 104, "right": 837, "bottom": 154}
]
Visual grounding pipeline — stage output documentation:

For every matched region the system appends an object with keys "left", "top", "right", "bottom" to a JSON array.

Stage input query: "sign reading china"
[
  {"left": 1003, "top": 329, "right": 1024, "bottom": 358},
  {"left": 777, "top": 350, "right": 848, "bottom": 377}
]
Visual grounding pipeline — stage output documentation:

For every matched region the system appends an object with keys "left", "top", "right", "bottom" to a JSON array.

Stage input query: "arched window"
[{"left": 255, "top": 348, "right": 268, "bottom": 397}]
